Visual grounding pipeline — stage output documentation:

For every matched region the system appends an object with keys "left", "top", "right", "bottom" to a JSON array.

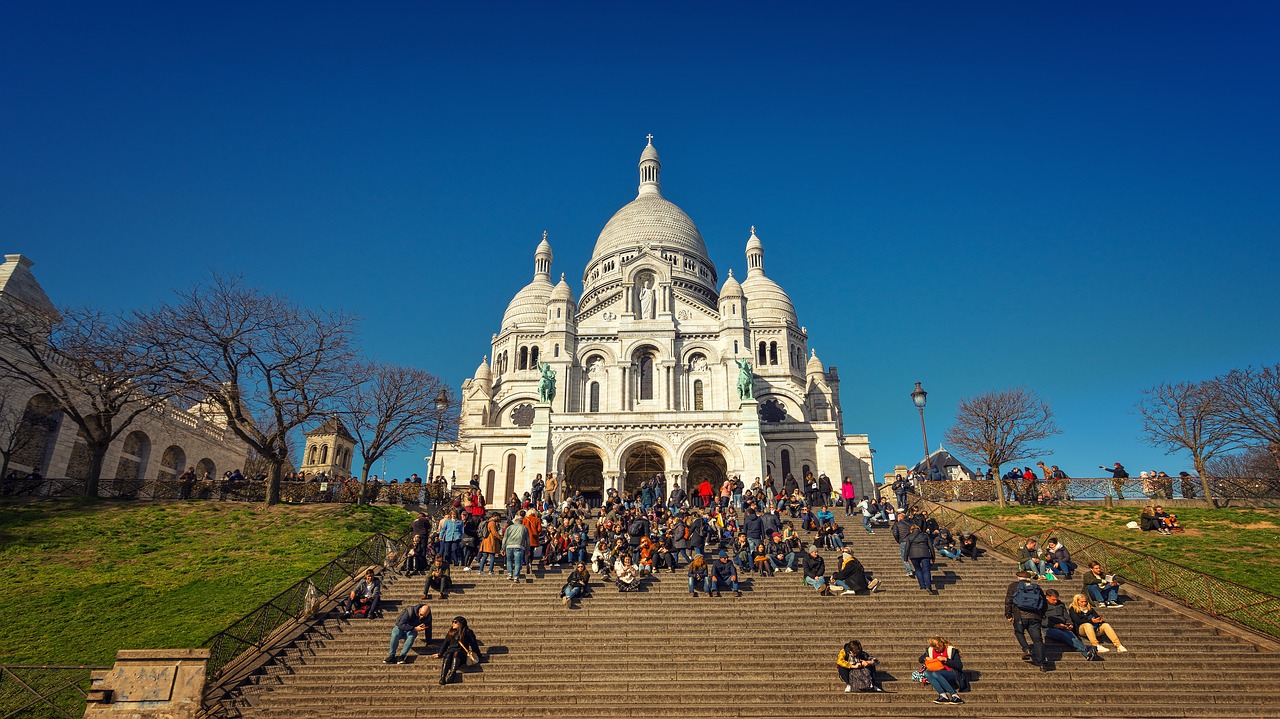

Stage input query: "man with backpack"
[
  {"left": 626, "top": 513, "right": 651, "bottom": 563},
  {"left": 1005, "top": 570, "right": 1049, "bottom": 671}
]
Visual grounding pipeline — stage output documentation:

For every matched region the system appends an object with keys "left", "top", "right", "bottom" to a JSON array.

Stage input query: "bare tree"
[
  {"left": 943, "top": 387, "right": 1062, "bottom": 508},
  {"left": 1215, "top": 365, "right": 1280, "bottom": 470},
  {"left": 0, "top": 304, "right": 170, "bottom": 495},
  {"left": 1206, "top": 446, "right": 1280, "bottom": 480},
  {"left": 339, "top": 361, "right": 455, "bottom": 505},
  {"left": 137, "top": 275, "right": 358, "bottom": 506},
  {"left": 1137, "top": 380, "right": 1238, "bottom": 505}
]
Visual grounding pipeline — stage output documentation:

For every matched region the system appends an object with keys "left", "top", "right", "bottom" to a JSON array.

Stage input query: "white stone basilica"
[{"left": 433, "top": 140, "right": 873, "bottom": 504}]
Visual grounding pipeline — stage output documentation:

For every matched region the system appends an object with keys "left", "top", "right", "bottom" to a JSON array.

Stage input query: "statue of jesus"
[{"left": 638, "top": 280, "right": 655, "bottom": 319}]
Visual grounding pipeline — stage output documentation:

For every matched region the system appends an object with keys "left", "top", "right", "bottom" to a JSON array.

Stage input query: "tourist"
[
  {"left": 687, "top": 553, "right": 710, "bottom": 596},
  {"left": 752, "top": 540, "right": 772, "bottom": 576},
  {"left": 1082, "top": 561, "right": 1125, "bottom": 607},
  {"left": 743, "top": 507, "right": 764, "bottom": 555},
  {"left": 831, "top": 548, "right": 880, "bottom": 594},
  {"left": 709, "top": 549, "right": 741, "bottom": 597},
  {"left": 836, "top": 639, "right": 881, "bottom": 693},
  {"left": 801, "top": 544, "right": 831, "bottom": 596},
  {"left": 614, "top": 553, "right": 641, "bottom": 592},
  {"left": 731, "top": 534, "right": 752, "bottom": 572},
  {"left": 1153, "top": 505, "right": 1182, "bottom": 532},
  {"left": 404, "top": 534, "right": 429, "bottom": 576},
  {"left": 934, "top": 528, "right": 961, "bottom": 562},
  {"left": 477, "top": 513, "right": 502, "bottom": 574},
  {"left": 840, "top": 477, "right": 857, "bottom": 517},
  {"left": 637, "top": 535, "right": 655, "bottom": 575},
  {"left": 856, "top": 496, "right": 874, "bottom": 534},
  {"left": 891, "top": 510, "right": 916, "bottom": 577},
  {"left": 561, "top": 561, "right": 591, "bottom": 608},
  {"left": 1044, "top": 538, "right": 1073, "bottom": 578},
  {"left": 891, "top": 474, "right": 910, "bottom": 509},
  {"left": 1068, "top": 594, "right": 1128, "bottom": 653},
  {"left": 904, "top": 524, "right": 935, "bottom": 593},
  {"left": 1042, "top": 589, "right": 1101, "bottom": 661},
  {"left": 439, "top": 510, "right": 464, "bottom": 566},
  {"left": 1100, "top": 462, "right": 1129, "bottom": 499},
  {"left": 1017, "top": 538, "right": 1049, "bottom": 578},
  {"left": 959, "top": 531, "right": 979, "bottom": 561},
  {"left": 591, "top": 539, "right": 614, "bottom": 578},
  {"left": 1005, "top": 570, "right": 1048, "bottom": 670},
  {"left": 653, "top": 532, "right": 678, "bottom": 573},
  {"left": 342, "top": 569, "right": 382, "bottom": 619},
  {"left": 697, "top": 478, "right": 714, "bottom": 507},
  {"left": 385, "top": 602, "right": 431, "bottom": 664},
  {"left": 918, "top": 637, "right": 968, "bottom": 703},
  {"left": 505, "top": 493, "right": 521, "bottom": 520},
  {"left": 432, "top": 616, "right": 480, "bottom": 685},
  {"left": 423, "top": 555, "right": 451, "bottom": 600},
  {"left": 522, "top": 509, "right": 544, "bottom": 574},
  {"left": 502, "top": 516, "right": 529, "bottom": 582},
  {"left": 1179, "top": 471, "right": 1197, "bottom": 499},
  {"left": 766, "top": 532, "right": 795, "bottom": 573}
]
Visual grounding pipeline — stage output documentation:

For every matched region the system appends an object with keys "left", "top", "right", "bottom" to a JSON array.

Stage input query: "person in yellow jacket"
[{"left": 836, "top": 639, "right": 881, "bottom": 692}]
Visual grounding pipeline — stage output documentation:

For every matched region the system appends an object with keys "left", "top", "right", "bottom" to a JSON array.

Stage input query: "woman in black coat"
[
  {"left": 433, "top": 616, "right": 481, "bottom": 685},
  {"left": 904, "top": 525, "right": 936, "bottom": 593}
]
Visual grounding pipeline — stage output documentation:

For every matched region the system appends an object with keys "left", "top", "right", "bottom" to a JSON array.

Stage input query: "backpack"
[
  {"left": 733, "top": 478, "right": 745, "bottom": 492},
  {"left": 1012, "top": 581, "right": 1046, "bottom": 613},
  {"left": 628, "top": 519, "right": 645, "bottom": 537}
]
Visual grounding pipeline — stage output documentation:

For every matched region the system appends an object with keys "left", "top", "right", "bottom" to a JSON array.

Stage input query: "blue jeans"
[
  {"left": 688, "top": 576, "right": 711, "bottom": 593},
  {"left": 923, "top": 669, "right": 957, "bottom": 695},
  {"left": 506, "top": 547, "right": 525, "bottom": 580},
  {"left": 862, "top": 515, "right": 873, "bottom": 532},
  {"left": 939, "top": 547, "right": 961, "bottom": 560},
  {"left": 804, "top": 575, "right": 826, "bottom": 590},
  {"left": 478, "top": 552, "right": 496, "bottom": 573},
  {"left": 441, "top": 540, "right": 461, "bottom": 565},
  {"left": 746, "top": 537, "right": 762, "bottom": 556},
  {"left": 827, "top": 534, "right": 844, "bottom": 549},
  {"left": 1086, "top": 583, "right": 1119, "bottom": 604},
  {"left": 1049, "top": 561, "right": 1074, "bottom": 578},
  {"left": 1023, "top": 559, "right": 1049, "bottom": 575},
  {"left": 895, "top": 492, "right": 908, "bottom": 509},
  {"left": 769, "top": 553, "right": 796, "bottom": 572},
  {"left": 900, "top": 540, "right": 913, "bottom": 574},
  {"left": 389, "top": 626, "right": 418, "bottom": 658},
  {"left": 563, "top": 584, "right": 584, "bottom": 600},
  {"left": 910, "top": 556, "right": 932, "bottom": 589},
  {"left": 1045, "top": 627, "right": 1091, "bottom": 657},
  {"left": 711, "top": 575, "right": 738, "bottom": 593}
]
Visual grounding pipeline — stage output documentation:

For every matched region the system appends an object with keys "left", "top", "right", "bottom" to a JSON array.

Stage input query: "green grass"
[
  {"left": 0, "top": 500, "right": 413, "bottom": 665},
  {"left": 962, "top": 505, "right": 1280, "bottom": 597}
]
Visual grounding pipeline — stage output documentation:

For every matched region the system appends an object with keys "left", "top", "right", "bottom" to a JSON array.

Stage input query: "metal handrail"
[
  {"left": 0, "top": 664, "right": 109, "bottom": 719},
  {"left": 0, "top": 477, "right": 453, "bottom": 506},
  {"left": 918, "top": 498, "right": 1280, "bottom": 639},
  {"left": 901, "top": 476, "right": 1280, "bottom": 503}
]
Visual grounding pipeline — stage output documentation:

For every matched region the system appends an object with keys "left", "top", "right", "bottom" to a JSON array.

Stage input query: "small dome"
[
  {"left": 741, "top": 273, "right": 798, "bottom": 326},
  {"left": 806, "top": 349, "right": 824, "bottom": 376},
  {"left": 746, "top": 226, "right": 764, "bottom": 254},
  {"left": 474, "top": 356, "right": 492, "bottom": 383},
  {"left": 550, "top": 273, "right": 574, "bottom": 304},
  {"left": 719, "top": 269, "right": 742, "bottom": 300},
  {"left": 500, "top": 276, "right": 553, "bottom": 330},
  {"left": 536, "top": 232, "right": 552, "bottom": 258}
]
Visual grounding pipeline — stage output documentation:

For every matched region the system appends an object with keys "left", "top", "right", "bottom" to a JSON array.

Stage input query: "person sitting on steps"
[
  {"left": 801, "top": 544, "right": 832, "bottom": 596},
  {"left": 959, "top": 531, "right": 979, "bottom": 561},
  {"left": 385, "top": 602, "right": 431, "bottom": 665},
  {"left": 423, "top": 554, "right": 451, "bottom": 600},
  {"left": 836, "top": 639, "right": 882, "bottom": 693},
  {"left": 1082, "top": 561, "right": 1125, "bottom": 607},
  {"left": 919, "top": 636, "right": 968, "bottom": 704},
  {"left": 687, "top": 553, "right": 711, "bottom": 597},
  {"left": 1068, "top": 594, "right": 1128, "bottom": 653},
  {"left": 560, "top": 561, "right": 591, "bottom": 608},
  {"left": 752, "top": 540, "right": 773, "bottom": 576},
  {"left": 766, "top": 532, "right": 795, "bottom": 573},
  {"left": 1017, "top": 537, "right": 1050, "bottom": 578},
  {"left": 1042, "top": 588, "right": 1102, "bottom": 662},
  {"left": 831, "top": 547, "right": 881, "bottom": 594},
  {"left": 710, "top": 549, "right": 741, "bottom": 597},
  {"left": 432, "top": 616, "right": 480, "bottom": 685},
  {"left": 342, "top": 569, "right": 382, "bottom": 619},
  {"left": 1044, "top": 537, "right": 1073, "bottom": 578},
  {"left": 614, "top": 553, "right": 641, "bottom": 592}
]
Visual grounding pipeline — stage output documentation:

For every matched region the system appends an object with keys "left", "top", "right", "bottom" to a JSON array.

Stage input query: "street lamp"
[
  {"left": 911, "top": 381, "right": 931, "bottom": 478},
  {"left": 429, "top": 388, "right": 449, "bottom": 486}
]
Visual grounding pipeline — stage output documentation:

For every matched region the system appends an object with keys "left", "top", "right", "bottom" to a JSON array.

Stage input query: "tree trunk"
[
  {"left": 0, "top": 453, "right": 10, "bottom": 484},
  {"left": 265, "top": 460, "right": 283, "bottom": 507},
  {"left": 1270, "top": 440, "right": 1280, "bottom": 470},
  {"left": 357, "top": 463, "right": 371, "bottom": 507},
  {"left": 85, "top": 440, "right": 111, "bottom": 498},
  {"left": 1194, "top": 458, "right": 1217, "bottom": 508},
  {"left": 992, "top": 463, "right": 1006, "bottom": 508}
]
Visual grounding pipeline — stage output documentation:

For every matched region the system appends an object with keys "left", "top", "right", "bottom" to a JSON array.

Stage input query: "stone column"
[
  {"left": 737, "top": 399, "right": 765, "bottom": 483},
  {"left": 524, "top": 402, "right": 552, "bottom": 491},
  {"left": 84, "top": 648, "right": 210, "bottom": 719}
]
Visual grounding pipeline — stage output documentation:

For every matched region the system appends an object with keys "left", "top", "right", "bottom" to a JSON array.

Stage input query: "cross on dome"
[{"left": 646, "top": 133, "right": 654, "bottom": 144}]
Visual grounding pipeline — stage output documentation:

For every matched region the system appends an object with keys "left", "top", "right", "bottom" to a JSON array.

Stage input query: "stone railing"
[{"left": 903, "top": 476, "right": 1280, "bottom": 503}]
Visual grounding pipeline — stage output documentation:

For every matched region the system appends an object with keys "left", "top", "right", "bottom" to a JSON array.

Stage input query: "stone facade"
[
  {"left": 0, "top": 254, "right": 249, "bottom": 480},
  {"left": 297, "top": 416, "right": 355, "bottom": 479},
  {"left": 433, "top": 141, "right": 874, "bottom": 503}
]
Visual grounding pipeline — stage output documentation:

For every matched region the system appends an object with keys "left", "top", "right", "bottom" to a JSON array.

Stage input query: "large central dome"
[{"left": 590, "top": 194, "right": 709, "bottom": 263}]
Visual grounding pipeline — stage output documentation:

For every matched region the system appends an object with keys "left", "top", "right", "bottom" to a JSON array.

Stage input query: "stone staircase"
[{"left": 232, "top": 520, "right": 1280, "bottom": 718}]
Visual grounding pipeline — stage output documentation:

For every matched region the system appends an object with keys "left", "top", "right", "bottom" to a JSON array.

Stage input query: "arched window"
[
  {"left": 530, "top": 346, "right": 540, "bottom": 366},
  {"left": 554, "top": 344, "right": 560, "bottom": 358},
  {"left": 734, "top": 340, "right": 739, "bottom": 353},
  {"left": 589, "top": 382, "right": 600, "bottom": 413},
  {"left": 505, "top": 454, "right": 517, "bottom": 499},
  {"left": 639, "top": 353, "right": 654, "bottom": 400},
  {"left": 781, "top": 449, "right": 792, "bottom": 478},
  {"left": 319, "top": 445, "right": 329, "bottom": 464},
  {"left": 486, "top": 469, "right": 496, "bottom": 499},
  {"left": 769, "top": 341, "right": 779, "bottom": 365},
  {"left": 757, "top": 341, "right": 767, "bottom": 365},
  {"left": 308, "top": 445, "right": 317, "bottom": 464},
  {"left": 518, "top": 346, "right": 529, "bottom": 370},
  {"left": 693, "top": 380, "right": 704, "bottom": 410}
]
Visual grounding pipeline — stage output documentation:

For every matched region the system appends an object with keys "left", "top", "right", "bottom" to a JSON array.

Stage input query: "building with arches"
[
  {"left": 0, "top": 254, "right": 249, "bottom": 482},
  {"left": 299, "top": 416, "right": 356, "bottom": 479},
  {"left": 434, "top": 140, "right": 874, "bottom": 504}
]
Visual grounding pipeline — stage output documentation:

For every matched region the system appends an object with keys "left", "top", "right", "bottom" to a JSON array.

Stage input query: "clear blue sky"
[{"left": 5, "top": 2, "right": 1278, "bottom": 481}]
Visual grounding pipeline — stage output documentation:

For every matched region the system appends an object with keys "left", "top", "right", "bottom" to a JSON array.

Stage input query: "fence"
[
  {"left": 0, "top": 665, "right": 108, "bottom": 719},
  {"left": 917, "top": 498, "right": 1280, "bottom": 640},
  {"left": 199, "top": 530, "right": 408, "bottom": 718},
  {"left": 0, "top": 477, "right": 454, "bottom": 506},
  {"left": 905, "top": 476, "right": 1280, "bottom": 504}
]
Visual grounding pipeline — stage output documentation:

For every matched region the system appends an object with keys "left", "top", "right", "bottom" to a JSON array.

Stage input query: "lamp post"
[
  {"left": 428, "top": 388, "right": 449, "bottom": 488},
  {"left": 911, "top": 381, "right": 930, "bottom": 478}
]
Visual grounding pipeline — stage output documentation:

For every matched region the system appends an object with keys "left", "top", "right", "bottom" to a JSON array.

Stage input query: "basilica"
[{"left": 433, "top": 140, "right": 873, "bottom": 504}]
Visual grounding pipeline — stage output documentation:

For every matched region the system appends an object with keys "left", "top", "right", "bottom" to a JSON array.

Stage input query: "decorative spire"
[
  {"left": 745, "top": 226, "right": 765, "bottom": 276},
  {"left": 638, "top": 137, "right": 661, "bottom": 196},
  {"left": 534, "top": 231, "right": 553, "bottom": 278}
]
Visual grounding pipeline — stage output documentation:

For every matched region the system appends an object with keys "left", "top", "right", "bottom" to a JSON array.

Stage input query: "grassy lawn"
[
  {"left": 0, "top": 500, "right": 413, "bottom": 665},
  {"left": 962, "top": 505, "right": 1280, "bottom": 597}
]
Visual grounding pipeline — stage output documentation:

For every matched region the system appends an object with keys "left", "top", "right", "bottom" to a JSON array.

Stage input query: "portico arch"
[
  {"left": 621, "top": 441, "right": 665, "bottom": 496},
  {"left": 559, "top": 443, "right": 606, "bottom": 505}
]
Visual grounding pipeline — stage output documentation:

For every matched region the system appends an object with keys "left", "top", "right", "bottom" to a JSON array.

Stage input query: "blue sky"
[{"left": 4, "top": 2, "right": 1278, "bottom": 481}]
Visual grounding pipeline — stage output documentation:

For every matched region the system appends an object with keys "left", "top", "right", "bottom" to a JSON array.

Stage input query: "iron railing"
[
  {"left": 0, "top": 665, "right": 108, "bottom": 719},
  {"left": 902, "top": 476, "right": 1280, "bottom": 504},
  {"left": 199, "top": 530, "right": 410, "bottom": 718},
  {"left": 918, "top": 498, "right": 1280, "bottom": 639},
  {"left": 0, "top": 477, "right": 453, "bottom": 506}
]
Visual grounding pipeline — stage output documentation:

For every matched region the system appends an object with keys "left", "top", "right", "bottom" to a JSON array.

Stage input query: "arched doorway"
[
  {"left": 115, "top": 430, "right": 152, "bottom": 480},
  {"left": 563, "top": 447, "right": 605, "bottom": 506},
  {"left": 195, "top": 458, "right": 216, "bottom": 478},
  {"left": 11, "top": 394, "right": 61, "bottom": 475},
  {"left": 686, "top": 443, "right": 728, "bottom": 494},
  {"left": 159, "top": 445, "right": 186, "bottom": 481},
  {"left": 621, "top": 442, "right": 665, "bottom": 496}
]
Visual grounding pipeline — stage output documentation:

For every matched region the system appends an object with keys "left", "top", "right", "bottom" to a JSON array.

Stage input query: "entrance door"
[
  {"left": 686, "top": 445, "right": 728, "bottom": 494},
  {"left": 622, "top": 443, "right": 665, "bottom": 496},
  {"left": 563, "top": 448, "right": 605, "bottom": 507}
]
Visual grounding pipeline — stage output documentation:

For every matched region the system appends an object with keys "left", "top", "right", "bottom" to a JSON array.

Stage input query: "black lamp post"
[
  {"left": 911, "top": 381, "right": 931, "bottom": 477},
  {"left": 429, "top": 389, "right": 449, "bottom": 484}
]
